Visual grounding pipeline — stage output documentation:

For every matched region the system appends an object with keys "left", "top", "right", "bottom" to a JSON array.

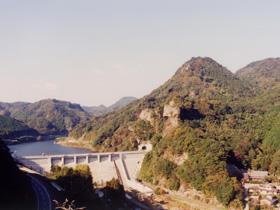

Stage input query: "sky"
[{"left": 1, "top": 0, "right": 280, "bottom": 106}]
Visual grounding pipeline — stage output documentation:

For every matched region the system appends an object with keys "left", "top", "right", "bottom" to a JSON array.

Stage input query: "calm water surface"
[{"left": 9, "top": 140, "right": 92, "bottom": 156}]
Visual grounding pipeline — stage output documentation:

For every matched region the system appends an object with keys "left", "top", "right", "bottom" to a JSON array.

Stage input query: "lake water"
[{"left": 8, "top": 140, "right": 92, "bottom": 156}]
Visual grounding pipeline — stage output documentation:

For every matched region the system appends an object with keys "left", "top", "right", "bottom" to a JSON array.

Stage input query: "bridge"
[{"left": 17, "top": 144, "right": 153, "bottom": 193}]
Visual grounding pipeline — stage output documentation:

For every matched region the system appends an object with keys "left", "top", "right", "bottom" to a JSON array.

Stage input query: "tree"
[
  {"left": 216, "top": 182, "right": 234, "bottom": 206},
  {"left": 105, "top": 178, "right": 125, "bottom": 200}
]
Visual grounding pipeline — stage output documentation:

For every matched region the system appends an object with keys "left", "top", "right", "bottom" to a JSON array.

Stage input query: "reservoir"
[{"left": 8, "top": 140, "right": 92, "bottom": 156}]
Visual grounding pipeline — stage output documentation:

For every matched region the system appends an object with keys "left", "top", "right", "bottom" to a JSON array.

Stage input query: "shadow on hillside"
[{"left": 179, "top": 108, "right": 205, "bottom": 121}]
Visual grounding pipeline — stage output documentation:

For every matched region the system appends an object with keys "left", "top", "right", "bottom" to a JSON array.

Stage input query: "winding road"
[{"left": 28, "top": 174, "right": 54, "bottom": 210}]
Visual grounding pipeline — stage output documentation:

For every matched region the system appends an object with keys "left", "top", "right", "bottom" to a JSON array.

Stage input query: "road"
[
  {"left": 28, "top": 174, "right": 54, "bottom": 210},
  {"left": 125, "top": 193, "right": 150, "bottom": 210},
  {"left": 168, "top": 194, "right": 226, "bottom": 210},
  {"left": 142, "top": 182, "right": 226, "bottom": 210}
]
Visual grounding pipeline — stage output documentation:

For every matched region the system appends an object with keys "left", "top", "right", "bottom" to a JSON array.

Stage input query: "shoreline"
[
  {"left": 5, "top": 135, "right": 61, "bottom": 146},
  {"left": 56, "top": 141, "right": 98, "bottom": 153},
  {"left": 57, "top": 140, "right": 121, "bottom": 153}
]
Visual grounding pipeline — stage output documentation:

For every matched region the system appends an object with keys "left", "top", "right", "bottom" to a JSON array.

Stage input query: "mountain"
[
  {"left": 236, "top": 57, "right": 280, "bottom": 91},
  {"left": 71, "top": 57, "right": 254, "bottom": 147},
  {"left": 0, "top": 102, "right": 12, "bottom": 116},
  {"left": 70, "top": 57, "right": 261, "bottom": 206},
  {"left": 0, "top": 96, "right": 137, "bottom": 137},
  {"left": 0, "top": 99, "right": 92, "bottom": 135},
  {"left": 2, "top": 56, "right": 280, "bottom": 208},
  {"left": 149, "top": 57, "right": 254, "bottom": 104},
  {"left": 10, "top": 101, "right": 30, "bottom": 107},
  {"left": 108, "top": 97, "right": 138, "bottom": 111},
  {"left": 0, "top": 101, "right": 30, "bottom": 116},
  {"left": 82, "top": 105, "right": 108, "bottom": 116},
  {"left": 82, "top": 96, "right": 137, "bottom": 116}
]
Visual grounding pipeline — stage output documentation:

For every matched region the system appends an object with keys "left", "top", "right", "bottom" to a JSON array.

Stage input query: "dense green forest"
[
  {"left": 69, "top": 57, "right": 280, "bottom": 208},
  {"left": 236, "top": 57, "right": 280, "bottom": 91},
  {"left": 0, "top": 99, "right": 92, "bottom": 135},
  {"left": 0, "top": 115, "right": 39, "bottom": 140}
]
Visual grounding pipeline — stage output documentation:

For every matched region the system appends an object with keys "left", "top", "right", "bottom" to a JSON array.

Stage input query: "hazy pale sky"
[{"left": 1, "top": 0, "right": 280, "bottom": 106}]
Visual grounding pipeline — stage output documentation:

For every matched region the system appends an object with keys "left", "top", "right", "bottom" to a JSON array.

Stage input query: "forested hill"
[
  {"left": 147, "top": 57, "right": 254, "bottom": 105},
  {"left": 236, "top": 57, "right": 280, "bottom": 91},
  {"left": 70, "top": 57, "right": 254, "bottom": 148},
  {"left": 69, "top": 56, "right": 280, "bottom": 208},
  {"left": 108, "top": 96, "right": 138, "bottom": 111},
  {"left": 0, "top": 97, "right": 137, "bottom": 137},
  {"left": 236, "top": 58, "right": 280, "bottom": 157},
  {"left": 0, "top": 115, "right": 39, "bottom": 139},
  {"left": 0, "top": 99, "right": 92, "bottom": 135}
]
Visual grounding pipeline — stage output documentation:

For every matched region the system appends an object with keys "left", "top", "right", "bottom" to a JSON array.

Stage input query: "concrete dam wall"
[{"left": 17, "top": 150, "right": 153, "bottom": 193}]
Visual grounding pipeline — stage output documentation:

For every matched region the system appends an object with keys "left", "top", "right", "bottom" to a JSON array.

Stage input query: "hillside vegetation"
[
  {"left": 236, "top": 57, "right": 280, "bottom": 91},
  {"left": 0, "top": 115, "right": 38, "bottom": 140},
  {"left": 0, "top": 99, "right": 92, "bottom": 135},
  {"left": 69, "top": 57, "right": 280, "bottom": 208},
  {"left": 0, "top": 97, "right": 137, "bottom": 137}
]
